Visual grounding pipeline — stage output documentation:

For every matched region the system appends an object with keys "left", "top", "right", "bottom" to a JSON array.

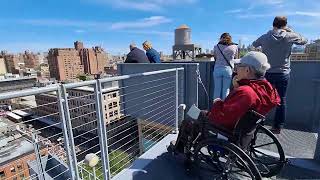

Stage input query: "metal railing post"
[
  {"left": 94, "top": 79, "right": 111, "bottom": 179},
  {"left": 31, "top": 132, "right": 45, "bottom": 180},
  {"left": 137, "top": 118, "right": 144, "bottom": 155},
  {"left": 175, "top": 68, "right": 179, "bottom": 133},
  {"left": 57, "top": 87, "right": 77, "bottom": 180},
  {"left": 61, "top": 85, "right": 80, "bottom": 180}
]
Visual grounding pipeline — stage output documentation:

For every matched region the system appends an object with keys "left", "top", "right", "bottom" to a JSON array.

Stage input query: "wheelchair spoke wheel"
[
  {"left": 249, "top": 125, "right": 285, "bottom": 177},
  {"left": 194, "top": 139, "right": 262, "bottom": 180}
]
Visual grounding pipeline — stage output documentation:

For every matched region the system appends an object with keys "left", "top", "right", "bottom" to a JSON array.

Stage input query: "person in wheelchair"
[{"left": 173, "top": 51, "right": 280, "bottom": 153}]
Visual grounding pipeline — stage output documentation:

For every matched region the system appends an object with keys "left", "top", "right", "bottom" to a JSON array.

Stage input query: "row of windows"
[
  {"left": 0, "top": 164, "right": 25, "bottom": 180},
  {"left": 104, "top": 92, "right": 118, "bottom": 100},
  {"left": 108, "top": 102, "right": 118, "bottom": 109},
  {"left": 108, "top": 110, "right": 119, "bottom": 118}
]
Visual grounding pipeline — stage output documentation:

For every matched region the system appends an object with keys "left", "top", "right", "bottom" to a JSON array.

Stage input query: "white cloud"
[
  {"left": 124, "top": 30, "right": 173, "bottom": 37},
  {"left": 249, "top": 0, "right": 285, "bottom": 7},
  {"left": 112, "top": 0, "right": 162, "bottom": 11},
  {"left": 19, "top": 19, "right": 110, "bottom": 29},
  {"left": 295, "top": 11, "right": 320, "bottom": 17},
  {"left": 5, "top": 16, "right": 172, "bottom": 31},
  {"left": 236, "top": 11, "right": 320, "bottom": 19},
  {"left": 224, "top": 9, "right": 243, "bottom": 14},
  {"left": 110, "top": 16, "right": 172, "bottom": 30},
  {"left": 75, "top": 29, "right": 86, "bottom": 33},
  {"left": 92, "top": 0, "right": 197, "bottom": 11}
]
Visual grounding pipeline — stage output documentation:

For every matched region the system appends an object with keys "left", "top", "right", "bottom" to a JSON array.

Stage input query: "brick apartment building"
[
  {"left": 23, "top": 51, "right": 40, "bottom": 69},
  {"left": 3, "top": 54, "right": 20, "bottom": 73},
  {"left": 0, "top": 118, "right": 47, "bottom": 180},
  {"left": 48, "top": 41, "right": 108, "bottom": 81},
  {"left": 48, "top": 48, "right": 84, "bottom": 81},
  {"left": 0, "top": 58, "right": 7, "bottom": 74}
]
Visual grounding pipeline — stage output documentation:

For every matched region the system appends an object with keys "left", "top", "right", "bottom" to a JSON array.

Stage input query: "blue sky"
[{"left": 0, "top": 0, "right": 319, "bottom": 55}]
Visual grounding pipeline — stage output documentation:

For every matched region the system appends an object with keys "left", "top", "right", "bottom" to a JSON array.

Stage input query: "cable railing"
[{"left": 0, "top": 68, "right": 184, "bottom": 180}]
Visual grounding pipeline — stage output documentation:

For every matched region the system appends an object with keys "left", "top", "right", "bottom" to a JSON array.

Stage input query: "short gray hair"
[
  {"left": 129, "top": 43, "right": 136, "bottom": 50},
  {"left": 248, "top": 66, "right": 265, "bottom": 78}
]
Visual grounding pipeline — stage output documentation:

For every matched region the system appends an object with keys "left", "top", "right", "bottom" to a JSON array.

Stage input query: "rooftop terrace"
[{"left": 0, "top": 60, "right": 319, "bottom": 180}]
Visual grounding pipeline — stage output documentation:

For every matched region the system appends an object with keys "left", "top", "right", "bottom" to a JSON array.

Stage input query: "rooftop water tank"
[{"left": 175, "top": 24, "right": 191, "bottom": 45}]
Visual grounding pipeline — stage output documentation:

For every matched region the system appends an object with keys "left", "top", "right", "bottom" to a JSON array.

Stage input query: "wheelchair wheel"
[
  {"left": 194, "top": 139, "right": 262, "bottom": 180},
  {"left": 249, "top": 125, "right": 285, "bottom": 177}
]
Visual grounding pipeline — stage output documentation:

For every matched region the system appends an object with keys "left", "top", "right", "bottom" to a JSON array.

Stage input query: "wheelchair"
[{"left": 167, "top": 110, "right": 286, "bottom": 180}]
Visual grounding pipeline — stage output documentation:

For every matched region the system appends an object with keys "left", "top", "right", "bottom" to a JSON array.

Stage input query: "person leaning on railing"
[
  {"left": 124, "top": 43, "right": 150, "bottom": 63},
  {"left": 252, "top": 16, "right": 308, "bottom": 134},
  {"left": 174, "top": 51, "right": 280, "bottom": 153},
  {"left": 142, "top": 41, "right": 161, "bottom": 63}
]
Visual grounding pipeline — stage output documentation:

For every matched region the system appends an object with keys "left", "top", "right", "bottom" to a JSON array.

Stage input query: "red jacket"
[{"left": 208, "top": 79, "right": 280, "bottom": 130}]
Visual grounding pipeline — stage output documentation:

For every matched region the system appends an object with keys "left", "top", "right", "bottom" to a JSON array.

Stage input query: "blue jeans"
[
  {"left": 213, "top": 66, "right": 232, "bottom": 100},
  {"left": 265, "top": 72, "right": 290, "bottom": 129}
]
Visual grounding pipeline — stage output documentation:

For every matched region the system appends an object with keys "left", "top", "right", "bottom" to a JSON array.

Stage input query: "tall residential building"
[
  {"left": 0, "top": 58, "right": 7, "bottom": 74},
  {"left": 23, "top": 51, "right": 39, "bottom": 68},
  {"left": 48, "top": 41, "right": 108, "bottom": 81},
  {"left": 48, "top": 48, "right": 84, "bottom": 81},
  {"left": 80, "top": 46, "right": 108, "bottom": 75},
  {"left": 4, "top": 54, "right": 20, "bottom": 73}
]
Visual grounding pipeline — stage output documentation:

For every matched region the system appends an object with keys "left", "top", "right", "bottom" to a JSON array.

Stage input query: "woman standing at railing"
[{"left": 213, "top": 33, "right": 238, "bottom": 100}]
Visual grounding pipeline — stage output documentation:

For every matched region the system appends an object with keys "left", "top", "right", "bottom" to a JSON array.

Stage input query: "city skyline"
[{"left": 0, "top": 0, "right": 319, "bottom": 54}]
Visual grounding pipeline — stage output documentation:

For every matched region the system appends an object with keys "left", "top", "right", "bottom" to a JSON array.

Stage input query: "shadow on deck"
[{"left": 114, "top": 132, "right": 320, "bottom": 180}]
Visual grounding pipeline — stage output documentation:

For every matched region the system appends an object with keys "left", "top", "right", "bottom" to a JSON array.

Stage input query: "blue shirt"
[{"left": 146, "top": 48, "right": 161, "bottom": 63}]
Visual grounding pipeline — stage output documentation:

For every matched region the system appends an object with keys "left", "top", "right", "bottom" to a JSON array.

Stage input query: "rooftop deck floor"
[{"left": 114, "top": 128, "right": 320, "bottom": 180}]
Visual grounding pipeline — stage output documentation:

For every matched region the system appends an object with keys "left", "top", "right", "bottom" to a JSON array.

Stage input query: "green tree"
[
  {"left": 109, "top": 150, "right": 131, "bottom": 175},
  {"left": 77, "top": 74, "right": 88, "bottom": 81},
  {"left": 79, "top": 150, "right": 131, "bottom": 179}
]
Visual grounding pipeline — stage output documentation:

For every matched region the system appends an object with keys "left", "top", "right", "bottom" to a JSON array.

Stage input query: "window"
[
  {"left": 108, "top": 103, "right": 112, "bottom": 109},
  {"left": 0, "top": 171, "right": 5, "bottom": 178},
  {"left": 109, "top": 112, "right": 113, "bottom": 117},
  {"left": 113, "top": 102, "right": 117, "bottom": 108},
  {"left": 10, "top": 167, "right": 16, "bottom": 173},
  {"left": 114, "top": 110, "right": 118, "bottom": 115},
  {"left": 17, "top": 164, "right": 23, "bottom": 171},
  {"left": 112, "top": 93, "right": 117, "bottom": 98}
]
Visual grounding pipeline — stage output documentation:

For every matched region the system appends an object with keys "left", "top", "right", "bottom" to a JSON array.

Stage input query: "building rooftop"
[
  {"left": 0, "top": 76, "right": 36, "bottom": 83},
  {"left": 0, "top": 131, "right": 34, "bottom": 166},
  {"left": 176, "top": 24, "right": 190, "bottom": 29}
]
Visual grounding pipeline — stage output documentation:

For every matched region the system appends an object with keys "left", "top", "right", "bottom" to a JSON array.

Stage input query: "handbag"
[
  {"left": 217, "top": 44, "right": 237, "bottom": 77},
  {"left": 216, "top": 44, "right": 237, "bottom": 90},
  {"left": 217, "top": 44, "right": 234, "bottom": 70}
]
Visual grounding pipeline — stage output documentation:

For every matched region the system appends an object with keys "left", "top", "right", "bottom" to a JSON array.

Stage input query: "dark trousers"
[{"left": 265, "top": 72, "right": 290, "bottom": 129}]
